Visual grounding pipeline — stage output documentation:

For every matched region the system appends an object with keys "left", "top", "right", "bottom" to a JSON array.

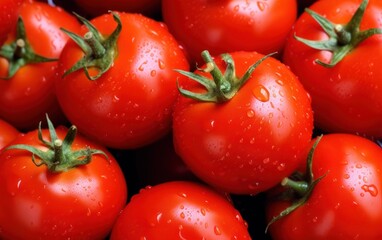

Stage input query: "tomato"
[
  {"left": 0, "top": 118, "right": 20, "bottom": 150},
  {"left": 110, "top": 181, "right": 251, "bottom": 239},
  {"left": 0, "top": 0, "right": 22, "bottom": 45},
  {"left": 0, "top": 116, "right": 127, "bottom": 240},
  {"left": 55, "top": 12, "right": 189, "bottom": 149},
  {"left": 172, "top": 51, "right": 314, "bottom": 195},
  {"left": 266, "top": 134, "right": 382, "bottom": 239},
  {"left": 73, "top": 0, "right": 162, "bottom": 19},
  {"left": 0, "top": 0, "right": 81, "bottom": 131},
  {"left": 282, "top": 0, "right": 382, "bottom": 139},
  {"left": 162, "top": 0, "right": 297, "bottom": 65}
]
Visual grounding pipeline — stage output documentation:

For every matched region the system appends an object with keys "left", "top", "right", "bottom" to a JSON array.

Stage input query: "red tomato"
[
  {"left": 162, "top": 0, "right": 297, "bottom": 64},
  {"left": 55, "top": 12, "right": 189, "bottom": 149},
  {"left": 266, "top": 134, "right": 382, "bottom": 239},
  {"left": 0, "top": 118, "right": 20, "bottom": 150},
  {"left": 0, "top": 0, "right": 81, "bottom": 131},
  {"left": 110, "top": 181, "right": 251, "bottom": 239},
  {"left": 172, "top": 51, "right": 314, "bottom": 195},
  {"left": 0, "top": 0, "right": 22, "bottom": 45},
  {"left": 0, "top": 118, "right": 127, "bottom": 240},
  {"left": 282, "top": 0, "right": 382, "bottom": 139},
  {"left": 73, "top": 0, "right": 162, "bottom": 18}
]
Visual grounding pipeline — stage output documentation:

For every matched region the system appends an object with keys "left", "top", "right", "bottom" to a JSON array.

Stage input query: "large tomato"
[
  {"left": 0, "top": 0, "right": 81, "bottom": 131},
  {"left": 266, "top": 134, "right": 382, "bottom": 239},
  {"left": 0, "top": 117, "right": 127, "bottom": 240},
  {"left": 0, "top": 0, "right": 22, "bottom": 45},
  {"left": 110, "top": 181, "right": 251, "bottom": 239},
  {"left": 0, "top": 118, "right": 20, "bottom": 150},
  {"left": 162, "top": 0, "right": 297, "bottom": 64},
  {"left": 172, "top": 51, "right": 314, "bottom": 195},
  {"left": 55, "top": 12, "right": 189, "bottom": 149},
  {"left": 282, "top": 0, "right": 382, "bottom": 139}
]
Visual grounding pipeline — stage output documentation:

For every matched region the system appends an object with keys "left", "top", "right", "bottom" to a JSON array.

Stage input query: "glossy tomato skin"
[
  {"left": 0, "top": 0, "right": 81, "bottom": 131},
  {"left": 0, "top": 0, "right": 22, "bottom": 45},
  {"left": 55, "top": 12, "right": 189, "bottom": 149},
  {"left": 110, "top": 181, "right": 251, "bottom": 239},
  {"left": 173, "top": 51, "right": 314, "bottom": 195},
  {"left": 283, "top": 0, "right": 382, "bottom": 139},
  {"left": 266, "top": 134, "right": 382, "bottom": 239},
  {"left": 162, "top": 0, "right": 297, "bottom": 64},
  {"left": 0, "top": 118, "right": 20, "bottom": 150},
  {"left": 0, "top": 126, "right": 128, "bottom": 240}
]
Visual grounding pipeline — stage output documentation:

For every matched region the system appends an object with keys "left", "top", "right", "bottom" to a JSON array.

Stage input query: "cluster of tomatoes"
[{"left": 1, "top": 0, "right": 382, "bottom": 239}]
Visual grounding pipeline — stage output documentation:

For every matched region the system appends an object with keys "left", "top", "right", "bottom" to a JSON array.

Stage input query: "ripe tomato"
[
  {"left": 0, "top": 118, "right": 20, "bottom": 150},
  {"left": 0, "top": 0, "right": 22, "bottom": 45},
  {"left": 266, "top": 134, "right": 382, "bottom": 239},
  {"left": 73, "top": 0, "right": 162, "bottom": 18},
  {"left": 0, "top": 0, "right": 81, "bottom": 131},
  {"left": 0, "top": 117, "right": 127, "bottom": 240},
  {"left": 110, "top": 181, "right": 251, "bottom": 239},
  {"left": 172, "top": 51, "right": 314, "bottom": 195},
  {"left": 282, "top": 0, "right": 382, "bottom": 139},
  {"left": 55, "top": 12, "right": 189, "bottom": 149},
  {"left": 162, "top": 0, "right": 297, "bottom": 64}
]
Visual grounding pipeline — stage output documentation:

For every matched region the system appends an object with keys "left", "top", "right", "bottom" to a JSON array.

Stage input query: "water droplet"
[
  {"left": 246, "top": 109, "right": 255, "bottom": 118},
  {"left": 200, "top": 208, "right": 206, "bottom": 216},
  {"left": 361, "top": 184, "right": 378, "bottom": 197},
  {"left": 263, "top": 158, "right": 270, "bottom": 164},
  {"left": 150, "top": 70, "right": 156, "bottom": 77},
  {"left": 156, "top": 212, "right": 163, "bottom": 223},
  {"left": 180, "top": 212, "right": 185, "bottom": 219},
  {"left": 257, "top": 1, "right": 266, "bottom": 11},
  {"left": 356, "top": 163, "right": 362, "bottom": 169},
  {"left": 252, "top": 85, "right": 269, "bottom": 102},
  {"left": 277, "top": 163, "right": 286, "bottom": 171},
  {"left": 158, "top": 59, "right": 165, "bottom": 69},
  {"left": 344, "top": 174, "right": 350, "bottom": 179},
  {"left": 214, "top": 225, "right": 222, "bottom": 235}
]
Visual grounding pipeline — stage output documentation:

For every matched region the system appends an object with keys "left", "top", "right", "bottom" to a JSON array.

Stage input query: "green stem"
[
  {"left": 281, "top": 177, "right": 309, "bottom": 197},
  {"left": 84, "top": 31, "right": 106, "bottom": 58}
]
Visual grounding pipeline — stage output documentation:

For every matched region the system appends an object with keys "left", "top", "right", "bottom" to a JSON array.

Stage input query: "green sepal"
[
  {"left": 5, "top": 115, "right": 108, "bottom": 173},
  {"left": 175, "top": 50, "right": 275, "bottom": 103},
  {"left": 61, "top": 11, "right": 122, "bottom": 80},
  {"left": 0, "top": 17, "right": 58, "bottom": 79},
  {"left": 265, "top": 135, "right": 327, "bottom": 233},
  {"left": 296, "top": 0, "right": 382, "bottom": 67}
]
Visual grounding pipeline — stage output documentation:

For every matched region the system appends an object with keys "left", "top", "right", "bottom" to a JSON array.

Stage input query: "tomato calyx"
[
  {"left": 296, "top": 0, "right": 382, "bottom": 67},
  {"left": 265, "top": 135, "right": 326, "bottom": 232},
  {"left": 61, "top": 12, "right": 122, "bottom": 80},
  {"left": 0, "top": 17, "right": 58, "bottom": 78},
  {"left": 175, "top": 50, "right": 274, "bottom": 103},
  {"left": 5, "top": 115, "right": 108, "bottom": 173}
]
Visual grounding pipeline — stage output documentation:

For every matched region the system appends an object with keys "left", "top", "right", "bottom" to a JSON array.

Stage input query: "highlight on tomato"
[
  {"left": 0, "top": 115, "right": 128, "bottom": 240},
  {"left": 172, "top": 50, "right": 314, "bottom": 195},
  {"left": 266, "top": 134, "right": 382, "bottom": 239},
  {"left": 0, "top": 0, "right": 81, "bottom": 131},
  {"left": 282, "top": 0, "right": 382, "bottom": 139},
  {"left": 110, "top": 181, "right": 251, "bottom": 239},
  {"left": 55, "top": 11, "right": 189, "bottom": 149}
]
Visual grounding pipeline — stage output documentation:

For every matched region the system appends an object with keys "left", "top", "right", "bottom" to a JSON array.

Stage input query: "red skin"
[
  {"left": 0, "top": 118, "right": 20, "bottom": 150},
  {"left": 0, "top": 0, "right": 22, "bottom": 45}
]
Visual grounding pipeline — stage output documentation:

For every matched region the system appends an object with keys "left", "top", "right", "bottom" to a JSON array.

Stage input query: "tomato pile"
[{"left": 1, "top": 0, "right": 382, "bottom": 239}]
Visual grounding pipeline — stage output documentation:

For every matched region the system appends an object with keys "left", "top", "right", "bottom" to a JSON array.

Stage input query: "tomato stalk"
[
  {"left": 175, "top": 50, "right": 274, "bottom": 103},
  {"left": 5, "top": 115, "right": 108, "bottom": 173},
  {"left": 61, "top": 12, "right": 122, "bottom": 80},
  {"left": 265, "top": 135, "right": 326, "bottom": 233},
  {"left": 0, "top": 17, "right": 57, "bottom": 78},
  {"left": 296, "top": 0, "right": 382, "bottom": 67}
]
